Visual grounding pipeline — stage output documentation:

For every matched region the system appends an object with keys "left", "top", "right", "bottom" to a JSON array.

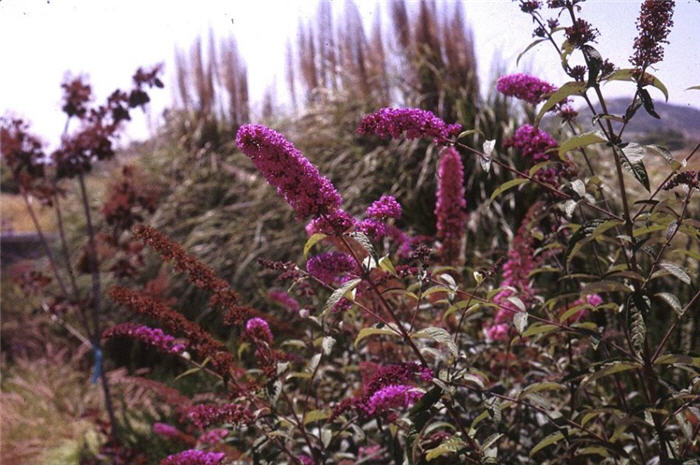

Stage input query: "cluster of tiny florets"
[
  {"left": 236, "top": 124, "right": 343, "bottom": 220},
  {"left": 663, "top": 171, "right": 699, "bottom": 191},
  {"left": 160, "top": 449, "right": 226, "bottom": 465},
  {"left": 565, "top": 19, "right": 599, "bottom": 48},
  {"left": 435, "top": 147, "right": 467, "bottom": 261},
  {"left": 103, "top": 323, "right": 185, "bottom": 355},
  {"left": 357, "top": 107, "right": 461, "bottom": 145},
  {"left": 132, "top": 224, "right": 247, "bottom": 325},
  {"left": 187, "top": 403, "right": 254, "bottom": 429},
  {"left": 366, "top": 195, "right": 402, "bottom": 219},
  {"left": 630, "top": 0, "right": 675, "bottom": 69},
  {"left": 487, "top": 202, "right": 545, "bottom": 340},
  {"left": 307, "top": 252, "right": 355, "bottom": 284},
  {"left": 496, "top": 74, "right": 557, "bottom": 105}
]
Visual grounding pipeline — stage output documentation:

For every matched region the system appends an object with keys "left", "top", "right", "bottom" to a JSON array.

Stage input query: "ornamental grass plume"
[
  {"left": 496, "top": 74, "right": 556, "bottom": 105},
  {"left": 630, "top": 0, "right": 675, "bottom": 69},
  {"left": 235, "top": 124, "right": 343, "bottom": 220},
  {"left": 434, "top": 147, "right": 466, "bottom": 261},
  {"left": 357, "top": 107, "right": 461, "bottom": 145},
  {"left": 103, "top": 323, "right": 185, "bottom": 355}
]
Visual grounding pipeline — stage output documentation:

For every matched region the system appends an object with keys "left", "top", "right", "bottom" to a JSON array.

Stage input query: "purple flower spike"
[
  {"left": 236, "top": 124, "right": 342, "bottom": 219},
  {"left": 357, "top": 107, "right": 461, "bottom": 145},
  {"left": 496, "top": 74, "right": 556, "bottom": 105},
  {"left": 160, "top": 449, "right": 226, "bottom": 465}
]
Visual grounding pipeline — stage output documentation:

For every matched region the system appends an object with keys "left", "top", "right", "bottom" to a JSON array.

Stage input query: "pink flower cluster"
[
  {"left": 496, "top": 74, "right": 556, "bottom": 105},
  {"left": 187, "top": 403, "right": 254, "bottom": 429},
  {"left": 487, "top": 203, "right": 545, "bottom": 341},
  {"left": 307, "top": 252, "right": 355, "bottom": 284},
  {"left": 630, "top": 0, "right": 675, "bottom": 68},
  {"left": 357, "top": 107, "right": 461, "bottom": 145},
  {"left": 153, "top": 422, "right": 182, "bottom": 438},
  {"left": 297, "top": 455, "right": 315, "bottom": 465},
  {"left": 236, "top": 124, "right": 342, "bottom": 220},
  {"left": 245, "top": 317, "right": 274, "bottom": 345},
  {"left": 563, "top": 294, "right": 604, "bottom": 323},
  {"left": 198, "top": 428, "right": 228, "bottom": 445},
  {"left": 305, "top": 209, "right": 355, "bottom": 235},
  {"left": 160, "top": 450, "right": 225, "bottom": 465},
  {"left": 366, "top": 384, "right": 423, "bottom": 415},
  {"left": 366, "top": 195, "right": 402, "bottom": 219},
  {"left": 268, "top": 290, "right": 300, "bottom": 313},
  {"left": 505, "top": 125, "right": 558, "bottom": 162},
  {"left": 103, "top": 323, "right": 185, "bottom": 355},
  {"left": 435, "top": 147, "right": 466, "bottom": 261},
  {"left": 332, "top": 362, "right": 430, "bottom": 419}
]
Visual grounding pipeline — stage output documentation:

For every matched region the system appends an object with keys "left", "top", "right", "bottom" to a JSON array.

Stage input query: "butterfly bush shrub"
[{"left": 61, "top": 1, "right": 700, "bottom": 463}]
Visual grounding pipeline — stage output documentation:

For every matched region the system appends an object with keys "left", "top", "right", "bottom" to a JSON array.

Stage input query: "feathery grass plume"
[
  {"left": 103, "top": 323, "right": 185, "bottom": 355},
  {"left": 630, "top": 0, "right": 675, "bottom": 69},
  {"left": 357, "top": 107, "right": 461, "bottom": 145},
  {"left": 109, "top": 286, "right": 241, "bottom": 379},
  {"left": 235, "top": 124, "right": 343, "bottom": 219},
  {"left": 132, "top": 224, "right": 248, "bottom": 324},
  {"left": 435, "top": 147, "right": 466, "bottom": 262}
]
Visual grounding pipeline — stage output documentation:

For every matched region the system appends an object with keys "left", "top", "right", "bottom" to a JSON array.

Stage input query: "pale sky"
[{"left": 1, "top": 0, "right": 698, "bottom": 149}]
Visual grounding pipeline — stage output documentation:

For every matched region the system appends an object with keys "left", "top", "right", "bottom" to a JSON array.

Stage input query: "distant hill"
[{"left": 575, "top": 98, "right": 700, "bottom": 147}]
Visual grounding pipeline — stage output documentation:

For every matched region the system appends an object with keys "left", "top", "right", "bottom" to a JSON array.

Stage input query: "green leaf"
[
  {"left": 346, "top": 231, "right": 375, "bottom": 257},
  {"left": 324, "top": 278, "right": 361, "bottom": 314},
  {"left": 321, "top": 336, "right": 336, "bottom": 355},
  {"left": 522, "top": 323, "right": 559, "bottom": 338},
  {"left": 522, "top": 382, "right": 565, "bottom": 396},
  {"left": 411, "top": 327, "right": 458, "bottom": 357},
  {"left": 622, "top": 142, "right": 646, "bottom": 163},
  {"left": 303, "top": 233, "right": 327, "bottom": 259},
  {"left": 604, "top": 68, "right": 669, "bottom": 101},
  {"left": 378, "top": 255, "right": 397, "bottom": 276},
  {"left": 303, "top": 409, "right": 329, "bottom": 425},
  {"left": 558, "top": 132, "right": 607, "bottom": 156},
  {"left": 514, "top": 312, "right": 528, "bottom": 335},
  {"left": 619, "top": 148, "right": 650, "bottom": 191},
  {"left": 583, "top": 361, "right": 641, "bottom": 384},
  {"left": 638, "top": 88, "right": 660, "bottom": 119},
  {"left": 630, "top": 304, "right": 646, "bottom": 358},
  {"left": 530, "top": 431, "right": 565, "bottom": 456},
  {"left": 581, "top": 280, "right": 632, "bottom": 295},
  {"left": 535, "top": 81, "right": 586, "bottom": 127},
  {"left": 645, "top": 144, "right": 674, "bottom": 165},
  {"left": 458, "top": 128, "right": 484, "bottom": 140},
  {"left": 565, "top": 219, "right": 605, "bottom": 262},
  {"left": 686, "top": 85, "right": 700, "bottom": 91},
  {"left": 517, "top": 38, "right": 547, "bottom": 66},
  {"left": 490, "top": 178, "right": 529, "bottom": 202},
  {"left": 354, "top": 326, "right": 401, "bottom": 347},
  {"left": 659, "top": 261, "right": 692, "bottom": 285},
  {"left": 655, "top": 292, "right": 683, "bottom": 315},
  {"left": 481, "top": 140, "right": 495, "bottom": 172},
  {"left": 426, "top": 436, "right": 466, "bottom": 461}
]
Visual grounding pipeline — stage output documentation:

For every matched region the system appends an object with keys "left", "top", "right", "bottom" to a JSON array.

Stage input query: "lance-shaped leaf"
[
  {"left": 535, "top": 81, "right": 586, "bottom": 127},
  {"left": 558, "top": 132, "right": 606, "bottom": 156}
]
